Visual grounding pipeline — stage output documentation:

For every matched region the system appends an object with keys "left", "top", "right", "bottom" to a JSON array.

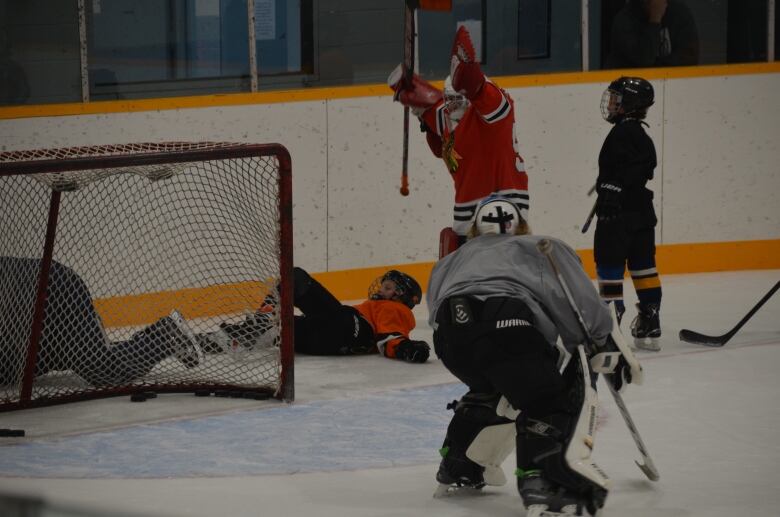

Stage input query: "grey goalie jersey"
[{"left": 427, "top": 234, "right": 612, "bottom": 352}]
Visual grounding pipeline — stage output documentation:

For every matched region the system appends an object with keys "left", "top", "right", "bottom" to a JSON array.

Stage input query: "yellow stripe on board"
[
  {"left": 96, "top": 238, "right": 779, "bottom": 328},
  {"left": 320, "top": 238, "right": 780, "bottom": 301},
  {"left": 2, "top": 63, "right": 778, "bottom": 121},
  {"left": 95, "top": 281, "right": 272, "bottom": 328}
]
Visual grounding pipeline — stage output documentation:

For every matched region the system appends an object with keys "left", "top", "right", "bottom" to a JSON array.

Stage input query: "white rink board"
[{"left": 1, "top": 72, "right": 779, "bottom": 273}]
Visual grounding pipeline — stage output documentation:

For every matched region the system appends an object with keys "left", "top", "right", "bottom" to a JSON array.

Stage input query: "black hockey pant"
[{"left": 292, "top": 267, "right": 374, "bottom": 355}]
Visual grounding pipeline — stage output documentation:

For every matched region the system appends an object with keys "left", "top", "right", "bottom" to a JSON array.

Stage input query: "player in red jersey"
[{"left": 389, "top": 26, "right": 529, "bottom": 249}]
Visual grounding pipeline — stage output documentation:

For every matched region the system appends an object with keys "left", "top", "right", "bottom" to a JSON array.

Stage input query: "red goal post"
[{"left": 0, "top": 142, "right": 293, "bottom": 411}]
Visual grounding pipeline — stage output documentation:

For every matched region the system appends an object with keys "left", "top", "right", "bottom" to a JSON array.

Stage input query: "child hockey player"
[
  {"left": 594, "top": 76, "right": 663, "bottom": 351},
  {"left": 1, "top": 257, "right": 200, "bottom": 387},
  {"left": 427, "top": 195, "right": 642, "bottom": 516},
  {"left": 389, "top": 25, "right": 528, "bottom": 254},
  {"left": 204, "top": 267, "right": 430, "bottom": 363}
]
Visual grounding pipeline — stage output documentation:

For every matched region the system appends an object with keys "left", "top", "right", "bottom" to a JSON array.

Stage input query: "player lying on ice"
[
  {"left": 426, "top": 195, "right": 643, "bottom": 516},
  {"left": 0, "top": 257, "right": 201, "bottom": 388},
  {"left": 388, "top": 25, "right": 529, "bottom": 251},
  {"left": 199, "top": 267, "right": 430, "bottom": 363}
]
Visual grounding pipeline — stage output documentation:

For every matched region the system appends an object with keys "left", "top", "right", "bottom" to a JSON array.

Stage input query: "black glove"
[
  {"left": 395, "top": 339, "right": 430, "bottom": 363},
  {"left": 606, "top": 355, "right": 632, "bottom": 391},
  {"left": 595, "top": 334, "right": 633, "bottom": 392},
  {"left": 596, "top": 182, "right": 623, "bottom": 222}
]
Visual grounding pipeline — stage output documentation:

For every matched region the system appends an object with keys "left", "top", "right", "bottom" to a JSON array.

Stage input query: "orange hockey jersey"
[
  {"left": 352, "top": 299, "right": 416, "bottom": 359},
  {"left": 421, "top": 80, "right": 529, "bottom": 235}
]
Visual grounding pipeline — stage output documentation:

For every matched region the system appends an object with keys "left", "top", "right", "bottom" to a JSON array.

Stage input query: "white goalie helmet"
[
  {"left": 443, "top": 75, "right": 468, "bottom": 129},
  {"left": 473, "top": 195, "right": 525, "bottom": 236}
]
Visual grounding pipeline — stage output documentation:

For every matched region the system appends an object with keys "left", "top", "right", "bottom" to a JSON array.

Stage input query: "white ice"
[{"left": 0, "top": 269, "right": 778, "bottom": 517}]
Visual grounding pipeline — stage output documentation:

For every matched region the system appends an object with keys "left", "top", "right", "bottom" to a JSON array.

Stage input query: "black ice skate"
[
  {"left": 519, "top": 472, "right": 595, "bottom": 516},
  {"left": 168, "top": 310, "right": 202, "bottom": 368},
  {"left": 631, "top": 303, "right": 661, "bottom": 351},
  {"left": 433, "top": 448, "right": 486, "bottom": 497}
]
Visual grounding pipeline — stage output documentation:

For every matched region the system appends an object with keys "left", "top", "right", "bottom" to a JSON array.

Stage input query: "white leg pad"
[
  {"left": 465, "top": 422, "right": 516, "bottom": 486},
  {"left": 564, "top": 346, "right": 611, "bottom": 491}
]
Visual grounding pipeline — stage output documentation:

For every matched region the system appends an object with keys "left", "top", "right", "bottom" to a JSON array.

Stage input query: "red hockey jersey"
[{"left": 422, "top": 80, "right": 529, "bottom": 235}]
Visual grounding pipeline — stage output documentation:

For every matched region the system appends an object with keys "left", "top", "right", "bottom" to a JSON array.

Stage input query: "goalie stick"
[
  {"left": 679, "top": 280, "right": 780, "bottom": 347},
  {"left": 536, "top": 238, "right": 660, "bottom": 482}
]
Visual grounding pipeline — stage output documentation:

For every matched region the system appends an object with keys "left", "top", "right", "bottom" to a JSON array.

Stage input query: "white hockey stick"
[{"left": 536, "top": 238, "right": 659, "bottom": 482}]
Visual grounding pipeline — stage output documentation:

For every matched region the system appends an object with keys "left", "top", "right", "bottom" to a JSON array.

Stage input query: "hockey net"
[{"left": 0, "top": 142, "right": 293, "bottom": 411}]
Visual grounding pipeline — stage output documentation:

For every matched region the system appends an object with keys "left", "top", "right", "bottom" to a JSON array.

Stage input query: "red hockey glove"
[
  {"left": 388, "top": 63, "right": 443, "bottom": 115},
  {"left": 450, "top": 26, "right": 484, "bottom": 100}
]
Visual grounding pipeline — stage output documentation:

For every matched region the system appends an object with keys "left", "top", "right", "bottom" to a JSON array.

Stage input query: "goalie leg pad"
[
  {"left": 438, "top": 392, "right": 516, "bottom": 488},
  {"left": 517, "top": 347, "right": 609, "bottom": 514}
]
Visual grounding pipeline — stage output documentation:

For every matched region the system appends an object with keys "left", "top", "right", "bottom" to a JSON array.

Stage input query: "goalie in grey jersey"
[{"left": 427, "top": 195, "right": 641, "bottom": 516}]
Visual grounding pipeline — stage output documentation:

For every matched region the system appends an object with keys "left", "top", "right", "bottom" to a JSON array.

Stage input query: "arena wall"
[{"left": 1, "top": 64, "right": 778, "bottom": 299}]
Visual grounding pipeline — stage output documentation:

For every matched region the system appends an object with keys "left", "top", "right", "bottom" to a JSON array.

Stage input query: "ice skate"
[
  {"left": 168, "top": 309, "right": 202, "bottom": 368},
  {"left": 432, "top": 450, "right": 485, "bottom": 498},
  {"left": 631, "top": 303, "right": 661, "bottom": 351},
  {"left": 519, "top": 473, "right": 593, "bottom": 516}
]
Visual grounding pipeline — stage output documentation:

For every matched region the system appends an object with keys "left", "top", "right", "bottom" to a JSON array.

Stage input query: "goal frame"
[{"left": 0, "top": 143, "right": 294, "bottom": 410}]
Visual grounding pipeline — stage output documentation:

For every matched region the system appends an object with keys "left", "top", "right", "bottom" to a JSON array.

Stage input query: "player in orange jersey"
[
  {"left": 202, "top": 268, "right": 429, "bottom": 363},
  {"left": 291, "top": 267, "right": 429, "bottom": 362},
  {"left": 389, "top": 26, "right": 529, "bottom": 251}
]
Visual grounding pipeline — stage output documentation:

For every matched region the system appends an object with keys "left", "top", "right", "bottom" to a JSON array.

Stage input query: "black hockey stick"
[
  {"left": 679, "top": 280, "right": 780, "bottom": 347},
  {"left": 581, "top": 201, "right": 597, "bottom": 234},
  {"left": 399, "top": 0, "right": 416, "bottom": 197},
  {"left": 581, "top": 185, "right": 597, "bottom": 233},
  {"left": 536, "top": 238, "right": 660, "bottom": 481}
]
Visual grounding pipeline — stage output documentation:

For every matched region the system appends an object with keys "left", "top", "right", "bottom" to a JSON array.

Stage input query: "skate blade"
[
  {"left": 525, "top": 504, "right": 580, "bottom": 516},
  {"left": 432, "top": 483, "right": 482, "bottom": 498},
  {"left": 633, "top": 336, "right": 661, "bottom": 351}
]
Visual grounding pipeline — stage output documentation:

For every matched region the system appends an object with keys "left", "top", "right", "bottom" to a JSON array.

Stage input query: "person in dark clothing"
[
  {"left": 594, "top": 76, "right": 663, "bottom": 351},
  {"left": 605, "top": 0, "right": 699, "bottom": 69},
  {"left": 0, "top": 257, "right": 201, "bottom": 387},
  {"left": 427, "top": 195, "right": 642, "bottom": 515}
]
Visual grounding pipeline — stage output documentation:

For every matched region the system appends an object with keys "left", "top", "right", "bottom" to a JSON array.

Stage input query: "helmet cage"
[
  {"left": 601, "top": 88, "right": 622, "bottom": 122},
  {"left": 443, "top": 75, "right": 468, "bottom": 128},
  {"left": 368, "top": 270, "right": 422, "bottom": 308}
]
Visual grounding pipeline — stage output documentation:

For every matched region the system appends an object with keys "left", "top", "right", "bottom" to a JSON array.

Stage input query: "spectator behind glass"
[{"left": 606, "top": 0, "right": 699, "bottom": 68}]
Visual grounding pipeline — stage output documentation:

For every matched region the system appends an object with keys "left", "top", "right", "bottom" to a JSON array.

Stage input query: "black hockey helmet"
[
  {"left": 369, "top": 270, "right": 422, "bottom": 308},
  {"left": 601, "top": 76, "right": 654, "bottom": 122}
]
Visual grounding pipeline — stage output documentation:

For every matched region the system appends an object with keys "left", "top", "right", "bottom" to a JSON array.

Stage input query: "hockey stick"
[
  {"left": 679, "top": 280, "right": 780, "bottom": 347},
  {"left": 581, "top": 201, "right": 597, "bottom": 234},
  {"left": 399, "top": 0, "right": 416, "bottom": 197},
  {"left": 536, "top": 238, "right": 660, "bottom": 481}
]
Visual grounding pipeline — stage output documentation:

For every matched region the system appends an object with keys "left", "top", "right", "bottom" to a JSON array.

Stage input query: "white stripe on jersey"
[{"left": 481, "top": 96, "right": 511, "bottom": 124}]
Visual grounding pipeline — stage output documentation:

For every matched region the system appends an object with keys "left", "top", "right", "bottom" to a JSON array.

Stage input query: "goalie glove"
[
  {"left": 589, "top": 305, "right": 644, "bottom": 392},
  {"left": 388, "top": 63, "right": 443, "bottom": 116},
  {"left": 449, "top": 26, "right": 485, "bottom": 100},
  {"left": 395, "top": 339, "right": 430, "bottom": 363}
]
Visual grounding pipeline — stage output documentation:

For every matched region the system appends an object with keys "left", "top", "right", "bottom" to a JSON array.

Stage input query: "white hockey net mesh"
[{"left": 0, "top": 142, "right": 292, "bottom": 410}]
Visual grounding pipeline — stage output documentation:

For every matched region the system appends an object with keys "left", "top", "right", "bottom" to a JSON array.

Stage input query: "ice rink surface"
[{"left": 0, "top": 269, "right": 778, "bottom": 517}]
